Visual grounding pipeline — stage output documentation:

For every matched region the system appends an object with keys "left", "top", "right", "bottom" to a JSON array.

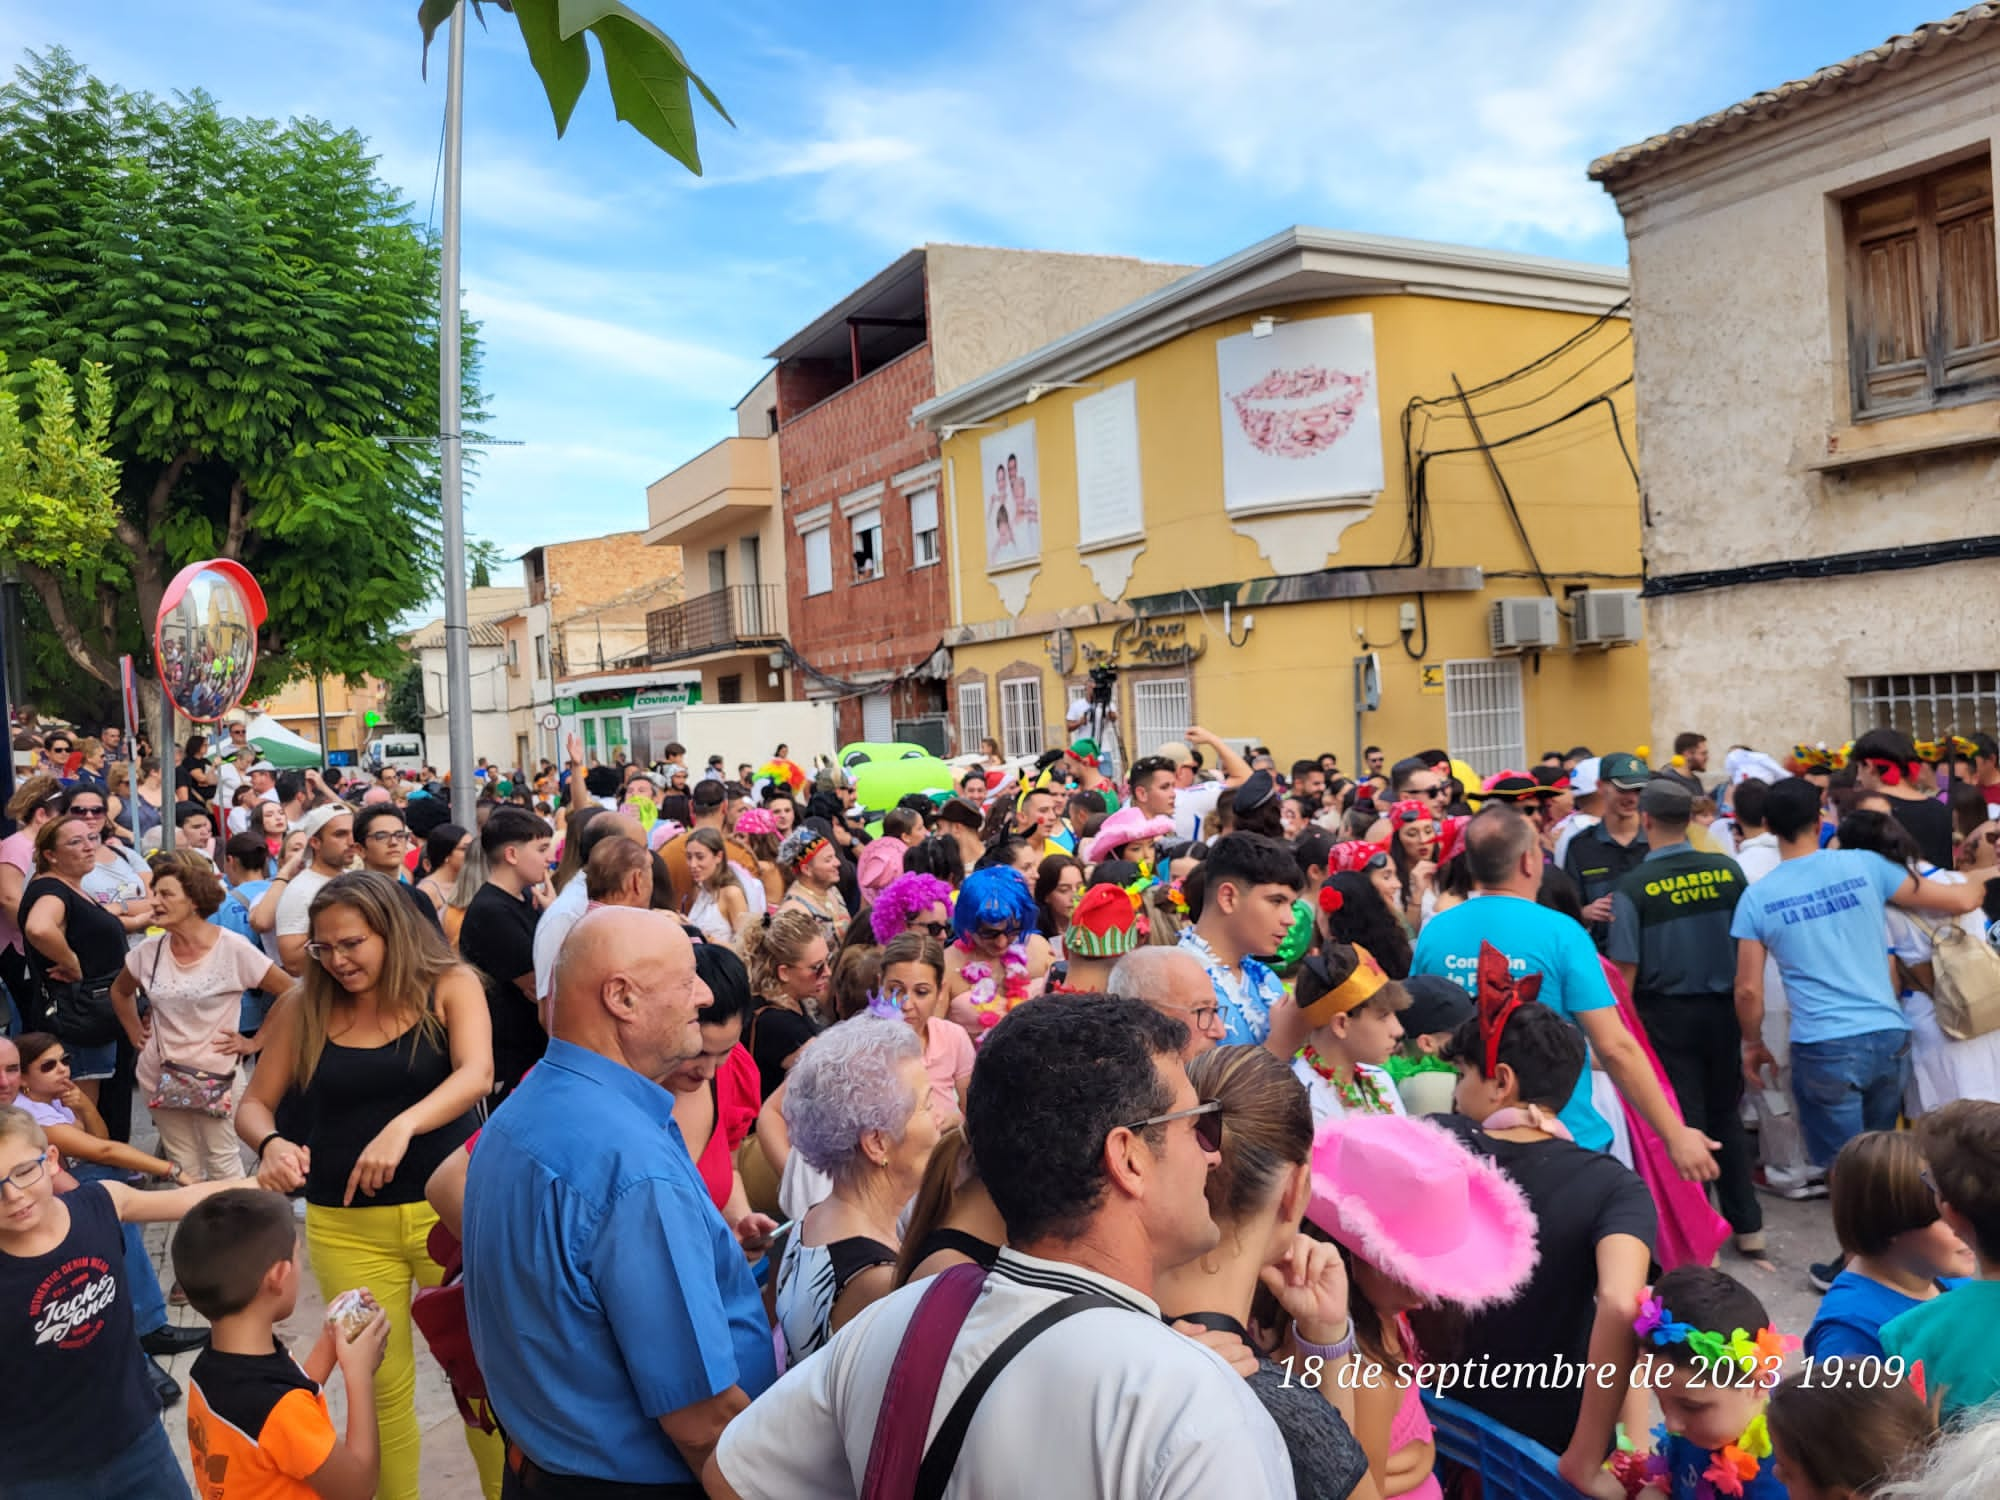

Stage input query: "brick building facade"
[{"left": 771, "top": 245, "right": 1194, "bottom": 748}]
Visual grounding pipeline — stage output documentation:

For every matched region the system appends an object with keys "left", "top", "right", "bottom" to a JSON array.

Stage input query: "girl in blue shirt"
[{"left": 1806, "top": 1131, "right": 1973, "bottom": 1360}]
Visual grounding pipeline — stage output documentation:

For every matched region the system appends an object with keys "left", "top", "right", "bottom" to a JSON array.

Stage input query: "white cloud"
[
  {"left": 739, "top": 0, "right": 1731, "bottom": 256},
  {"left": 464, "top": 285, "right": 766, "bottom": 395}
]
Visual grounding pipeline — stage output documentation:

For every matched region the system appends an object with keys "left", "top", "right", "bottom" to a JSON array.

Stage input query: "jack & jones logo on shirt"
[{"left": 30, "top": 1255, "right": 117, "bottom": 1348}]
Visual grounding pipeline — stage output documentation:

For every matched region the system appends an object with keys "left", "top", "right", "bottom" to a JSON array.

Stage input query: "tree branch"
[
  {"left": 223, "top": 476, "right": 248, "bottom": 559},
  {"left": 18, "top": 563, "right": 117, "bottom": 689},
  {"left": 148, "top": 448, "right": 196, "bottom": 535}
]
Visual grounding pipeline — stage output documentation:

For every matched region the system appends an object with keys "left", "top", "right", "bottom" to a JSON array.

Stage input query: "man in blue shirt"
[
  {"left": 1732, "top": 778, "right": 1994, "bottom": 1168},
  {"left": 1411, "top": 806, "right": 1720, "bottom": 1180},
  {"left": 463, "top": 906, "right": 775, "bottom": 1494},
  {"left": 1176, "top": 833, "right": 1301, "bottom": 1053}
]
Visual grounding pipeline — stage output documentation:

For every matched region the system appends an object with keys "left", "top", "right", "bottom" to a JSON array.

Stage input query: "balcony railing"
[{"left": 647, "top": 585, "right": 783, "bottom": 663}]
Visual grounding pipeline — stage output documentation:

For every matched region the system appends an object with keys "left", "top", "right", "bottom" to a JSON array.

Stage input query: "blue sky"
[{"left": 0, "top": 0, "right": 1948, "bottom": 566}]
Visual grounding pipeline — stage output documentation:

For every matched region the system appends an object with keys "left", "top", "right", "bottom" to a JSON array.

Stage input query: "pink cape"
[{"left": 1600, "top": 959, "right": 1729, "bottom": 1269}]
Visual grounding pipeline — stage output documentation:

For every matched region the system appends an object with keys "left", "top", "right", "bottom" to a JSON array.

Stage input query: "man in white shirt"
[
  {"left": 271, "top": 803, "right": 355, "bottom": 974},
  {"left": 532, "top": 810, "right": 643, "bottom": 1019},
  {"left": 707, "top": 996, "right": 1295, "bottom": 1500},
  {"left": 225, "top": 758, "right": 279, "bottom": 835},
  {"left": 1550, "top": 756, "right": 1603, "bottom": 868},
  {"left": 1140, "top": 728, "right": 1250, "bottom": 843}
]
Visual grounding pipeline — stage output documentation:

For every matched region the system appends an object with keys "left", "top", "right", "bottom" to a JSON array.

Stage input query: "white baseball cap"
[{"left": 1569, "top": 757, "right": 1602, "bottom": 797}]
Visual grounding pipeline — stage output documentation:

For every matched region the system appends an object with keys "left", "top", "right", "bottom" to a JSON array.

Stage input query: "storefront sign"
[
  {"left": 557, "top": 679, "right": 703, "bottom": 715},
  {"left": 1106, "top": 617, "right": 1206, "bottom": 668},
  {"left": 634, "top": 685, "right": 701, "bottom": 711}
]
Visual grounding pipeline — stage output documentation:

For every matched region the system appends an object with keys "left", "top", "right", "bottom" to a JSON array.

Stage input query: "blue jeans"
[
  {"left": 11, "top": 1418, "right": 190, "bottom": 1499},
  {"left": 1790, "top": 1028, "right": 1911, "bottom": 1167},
  {"left": 68, "top": 1162, "right": 169, "bottom": 1335}
]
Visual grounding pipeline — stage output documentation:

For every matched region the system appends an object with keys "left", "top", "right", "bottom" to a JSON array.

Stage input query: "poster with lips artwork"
[{"left": 1215, "top": 312, "right": 1384, "bottom": 513}]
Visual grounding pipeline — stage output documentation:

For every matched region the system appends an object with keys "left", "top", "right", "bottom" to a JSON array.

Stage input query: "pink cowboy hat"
[
  {"left": 1085, "top": 806, "right": 1177, "bottom": 864},
  {"left": 1307, "top": 1114, "right": 1537, "bottom": 1310}
]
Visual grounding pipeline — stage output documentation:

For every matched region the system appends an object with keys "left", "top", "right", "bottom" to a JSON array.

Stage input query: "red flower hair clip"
[{"left": 1318, "top": 886, "right": 1344, "bottom": 914}]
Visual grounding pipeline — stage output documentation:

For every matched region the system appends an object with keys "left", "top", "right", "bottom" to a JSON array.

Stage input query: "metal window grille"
[
  {"left": 1130, "top": 677, "right": 1191, "bottom": 761},
  {"left": 956, "top": 680, "right": 988, "bottom": 755},
  {"left": 1444, "top": 658, "right": 1526, "bottom": 778},
  {"left": 1849, "top": 671, "right": 2000, "bottom": 740},
  {"left": 999, "top": 678, "right": 1045, "bottom": 760}
]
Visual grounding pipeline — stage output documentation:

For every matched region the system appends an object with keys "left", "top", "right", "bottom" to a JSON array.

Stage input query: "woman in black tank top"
[
  {"left": 894, "top": 1125, "right": 1006, "bottom": 1286},
  {"left": 236, "top": 871, "right": 495, "bottom": 1500}
]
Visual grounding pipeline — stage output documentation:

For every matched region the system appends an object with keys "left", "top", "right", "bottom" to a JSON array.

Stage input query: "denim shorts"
[{"left": 66, "top": 1039, "right": 117, "bottom": 1081}]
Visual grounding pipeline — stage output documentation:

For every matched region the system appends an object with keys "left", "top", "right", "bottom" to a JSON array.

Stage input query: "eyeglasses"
[
  {"left": 304, "top": 936, "right": 374, "bottom": 962},
  {"left": 70, "top": 806, "right": 105, "bottom": 817},
  {"left": 1411, "top": 786, "right": 1448, "bottom": 801},
  {"left": 791, "top": 958, "right": 830, "bottom": 978},
  {"left": 1118, "top": 1099, "right": 1224, "bottom": 1154},
  {"left": 1921, "top": 1167, "right": 1938, "bottom": 1196},
  {"left": 0, "top": 1156, "right": 49, "bottom": 1194},
  {"left": 975, "top": 924, "right": 1021, "bottom": 942},
  {"left": 364, "top": 829, "right": 412, "bottom": 843},
  {"left": 917, "top": 921, "right": 952, "bottom": 939},
  {"left": 32, "top": 1055, "right": 67, "bottom": 1072}
]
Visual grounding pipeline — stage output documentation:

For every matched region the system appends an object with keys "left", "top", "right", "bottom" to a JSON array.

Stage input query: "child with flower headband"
[
  {"left": 1614, "top": 1266, "right": 1797, "bottom": 1500},
  {"left": 941, "top": 866, "right": 1050, "bottom": 1043}
]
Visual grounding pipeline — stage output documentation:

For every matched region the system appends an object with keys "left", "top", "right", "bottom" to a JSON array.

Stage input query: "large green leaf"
[
  {"left": 511, "top": 0, "right": 589, "bottom": 135},
  {"left": 587, "top": 13, "right": 700, "bottom": 171},
  {"left": 556, "top": 0, "right": 732, "bottom": 125},
  {"left": 417, "top": 0, "right": 460, "bottom": 77}
]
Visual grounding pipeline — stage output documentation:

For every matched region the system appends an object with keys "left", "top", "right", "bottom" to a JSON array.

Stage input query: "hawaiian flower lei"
[
  {"left": 1296, "top": 1044, "right": 1397, "bottom": 1115},
  {"left": 1609, "top": 1418, "right": 1772, "bottom": 1500},
  {"left": 957, "top": 939, "right": 1032, "bottom": 1037},
  {"left": 1632, "top": 1295, "right": 1794, "bottom": 1379}
]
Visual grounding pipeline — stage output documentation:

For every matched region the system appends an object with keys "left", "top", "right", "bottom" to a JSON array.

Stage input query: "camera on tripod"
[{"left": 1088, "top": 662, "right": 1117, "bottom": 707}]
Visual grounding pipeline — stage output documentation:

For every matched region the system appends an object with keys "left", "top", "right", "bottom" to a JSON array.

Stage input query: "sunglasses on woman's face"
[
  {"left": 34, "top": 1055, "right": 66, "bottom": 1073},
  {"left": 70, "top": 805, "right": 105, "bottom": 818}
]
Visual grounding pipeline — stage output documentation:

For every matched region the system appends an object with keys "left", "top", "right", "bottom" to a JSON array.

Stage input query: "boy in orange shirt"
[{"left": 173, "top": 1188, "right": 389, "bottom": 1500}]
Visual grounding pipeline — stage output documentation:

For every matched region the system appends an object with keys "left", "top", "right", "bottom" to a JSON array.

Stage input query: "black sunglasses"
[{"left": 917, "top": 920, "right": 952, "bottom": 939}]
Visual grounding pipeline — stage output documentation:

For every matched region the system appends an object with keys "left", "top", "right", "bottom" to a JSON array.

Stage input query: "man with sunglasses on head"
[
  {"left": 707, "top": 995, "right": 1291, "bottom": 1500},
  {"left": 354, "top": 801, "right": 443, "bottom": 934},
  {"left": 271, "top": 803, "right": 355, "bottom": 976}
]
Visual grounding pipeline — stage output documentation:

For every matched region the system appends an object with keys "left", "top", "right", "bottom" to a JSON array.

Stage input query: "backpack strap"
[
  {"left": 859, "top": 1263, "right": 986, "bottom": 1500},
  {"left": 910, "top": 1290, "right": 1125, "bottom": 1500}
]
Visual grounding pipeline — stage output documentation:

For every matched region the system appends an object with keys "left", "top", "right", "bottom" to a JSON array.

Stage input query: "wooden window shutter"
[{"left": 1845, "top": 156, "right": 2000, "bottom": 416}]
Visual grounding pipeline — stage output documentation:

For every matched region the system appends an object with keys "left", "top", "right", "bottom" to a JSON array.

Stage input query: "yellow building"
[
  {"left": 914, "top": 228, "right": 1651, "bottom": 777},
  {"left": 255, "top": 672, "right": 389, "bottom": 756}
]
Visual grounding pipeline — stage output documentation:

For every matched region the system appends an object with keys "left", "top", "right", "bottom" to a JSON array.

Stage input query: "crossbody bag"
[
  {"left": 142, "top": 939, "right": 237, "bottom": 1117},
  {"left": 857, "top": 1262, "right": 1122, "bottom": 1500}
]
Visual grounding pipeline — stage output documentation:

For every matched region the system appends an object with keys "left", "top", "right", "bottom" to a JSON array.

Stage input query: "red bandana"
[{"left": 1477, "top": 941, "right": 1542, "bottom": 1077}]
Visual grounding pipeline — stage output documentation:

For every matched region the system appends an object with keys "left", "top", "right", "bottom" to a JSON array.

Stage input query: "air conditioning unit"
[
  {"left": 1571, "top": 589, "right": 1644, "bottom": 647},
  {"left": 1489, "top": 597, "right": 1560, "bottom": 653}
]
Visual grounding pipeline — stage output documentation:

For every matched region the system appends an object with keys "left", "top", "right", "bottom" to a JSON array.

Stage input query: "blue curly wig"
[
  {"left": 870, "top": 872, "right": 955, "bottom": 946},
  {"left": 951, "top": 865, "right": 1038, "bottom": 945}
]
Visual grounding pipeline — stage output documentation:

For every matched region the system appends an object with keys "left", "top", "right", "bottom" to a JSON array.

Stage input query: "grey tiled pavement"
[{"left": 130, "top": 1107, "right": 483, "bottom": 1496}]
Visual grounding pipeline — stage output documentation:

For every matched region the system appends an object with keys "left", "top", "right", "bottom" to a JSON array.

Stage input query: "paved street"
[{"left": 132, "top": 1108, "right": 482, "bottom": 1497}]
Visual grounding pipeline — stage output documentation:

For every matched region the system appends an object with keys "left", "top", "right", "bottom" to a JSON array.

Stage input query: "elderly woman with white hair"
[{"left": 772, "top": 1016, "right": 941, "bottom": 1366}]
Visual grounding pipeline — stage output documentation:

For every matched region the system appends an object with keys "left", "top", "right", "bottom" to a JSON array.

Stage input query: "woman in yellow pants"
[{"left": 239, "top": 870, "right": 502, "bottom": 1500}]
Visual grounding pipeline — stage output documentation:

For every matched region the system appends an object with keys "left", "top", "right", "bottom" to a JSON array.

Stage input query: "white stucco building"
[{"left": 1591, "top": 7, "right": 2000, "bottom": 750}]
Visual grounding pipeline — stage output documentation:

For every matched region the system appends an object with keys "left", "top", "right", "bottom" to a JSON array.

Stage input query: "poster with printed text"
[
  {"left": 1215, "top": 313, "right": 1384, "bottom": 513},
  {"left": 981, "top": 422, "right": 1041, "bottom": 569}
]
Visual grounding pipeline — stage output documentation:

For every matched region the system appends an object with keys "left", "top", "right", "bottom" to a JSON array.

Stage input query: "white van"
[{"left": 366, "top": 734, "right": 426, "bottom": 773}]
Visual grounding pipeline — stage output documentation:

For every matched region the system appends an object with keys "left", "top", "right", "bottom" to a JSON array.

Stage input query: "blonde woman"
[
  {"left": 683, "top": 827, "right": 750, "bottom": 944},
  {"left": 738, "top": 906, "right": 829, "bottom": 1100},
  {"left": 236, "top": 870, "right": 497, "bottom": 1500}
]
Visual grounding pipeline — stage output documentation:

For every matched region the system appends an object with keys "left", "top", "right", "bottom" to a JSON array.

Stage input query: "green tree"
[
  {"left": 0, "top": 351, "right": 120, "bottom": 568},
  {"left": 0, "top": 49, "right": 482, "bottom": 705},
  {"left": 385, "top": 660, "right": 427, "bottom": 734},
  {"left": 419, "top": 0, "right": 731, "bottom": 172},
  {"left": 468, "top": 537, "right": 507, "bottom": 589}
]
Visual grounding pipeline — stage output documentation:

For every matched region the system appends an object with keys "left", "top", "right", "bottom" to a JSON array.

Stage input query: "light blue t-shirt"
[
  {"left": 1409, "top": 894, "right": 1615, "bottom": 1151},
  {"left": 1728, "top": 849, "right": 1910, "bottom": 1045}
]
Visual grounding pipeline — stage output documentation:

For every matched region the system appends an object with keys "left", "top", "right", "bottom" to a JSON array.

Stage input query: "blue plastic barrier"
[{"left": 1421, "top": 1392, "right": 1580, "bottom": 1500}]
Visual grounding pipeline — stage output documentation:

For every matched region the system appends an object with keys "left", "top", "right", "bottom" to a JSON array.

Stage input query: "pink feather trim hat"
[
  {"left": 1085, "top": 806, "right": 1176, "bottom": 864},
  {"left": 1307, "top": 1114, "right": 1538, "bottom": 1310}
]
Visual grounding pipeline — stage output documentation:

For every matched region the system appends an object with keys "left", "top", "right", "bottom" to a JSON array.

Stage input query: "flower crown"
[{"left": 1633, "top": 1295, "right": 1795, "bottom": 1377}]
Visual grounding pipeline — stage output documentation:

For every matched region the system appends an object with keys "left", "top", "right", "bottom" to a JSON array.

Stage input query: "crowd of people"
[{"left": 3, "top": 711, "right": 2000, "bottom": 1499}]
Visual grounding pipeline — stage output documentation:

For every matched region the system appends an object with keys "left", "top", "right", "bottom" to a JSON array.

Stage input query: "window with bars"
[
  {"left": 956, "top": 680, "right": 988, "bottom": 755},
  {"left": 1443, "top": 658, "right": 1526, "bottom": 778},
  {"left": 1849, "top": 671, "right": 2000, "bottom": 740},
  {"left": 1130, "top": 677, "right": 1191, "bottom": 761},
  {"left": 999, "top": 677, "right": 1045, "bottom": 759}
]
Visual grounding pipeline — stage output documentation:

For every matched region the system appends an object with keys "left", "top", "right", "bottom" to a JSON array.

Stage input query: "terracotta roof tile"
[{"left": 1590, "top": 5, "right": 2000, "bottom": 184}]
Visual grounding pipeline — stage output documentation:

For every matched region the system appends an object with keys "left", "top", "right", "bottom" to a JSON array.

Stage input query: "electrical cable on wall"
[{"left": 779, "top": 639, "right": 949, "bottom": 703}]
